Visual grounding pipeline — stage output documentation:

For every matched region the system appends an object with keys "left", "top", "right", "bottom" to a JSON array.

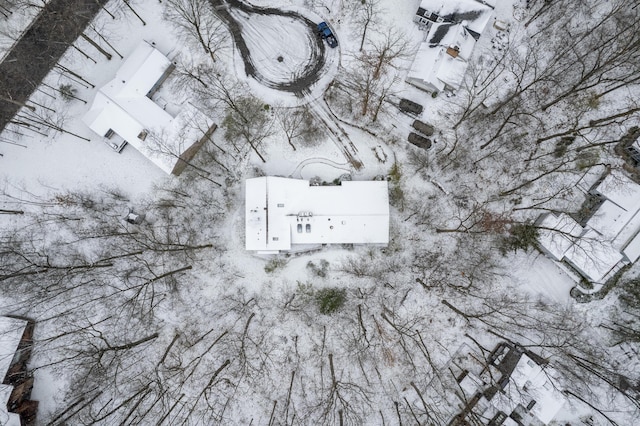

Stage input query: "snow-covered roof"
[
  {"left": 507, "top": 355, "right": 565, "bottom": 424},
  {"left": 0, "top": 317, "right": 27, "bottom": 426},
  {"left": 406, "top": 23, "right": 476, "bottom": 92},
  {"left": 536, "top": 213, "right": 583, "bottom": 261},
  {"left": 0, "top": 385, "right": 21, "bottom": 426},
  {"left": 538, "top": 172, "right": 640, "bottom": 283},
  {"left": 0, "top": 316, "right": 26, "bottom": 381},
  {"left": 623, "top": 230, "right": 640, "bottom": 263},
  {"left": 594, "top": 172, "right": 640, "bottom": 212},
  {"left": 564, "top": 229, "right": 624, "bottom": 283},
  {"left": 245, "top": 177, "right": 389, "bottom": 253},
  {"left": 587, "top": 199, "right": 630, "bottom": 240},
  {"left": 417, "top": 0, "right": 495, "bottom": 36},
  {"left": 83, "top": 42, "right": 207, "bottom": 174}
]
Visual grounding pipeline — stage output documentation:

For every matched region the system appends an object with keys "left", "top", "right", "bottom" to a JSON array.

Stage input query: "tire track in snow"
[
  {"left": 209, "top": 0, "right": 327, "bottom": 94},
  {"left": 306, "top": 97, "right": 363, "bottom": 170}
]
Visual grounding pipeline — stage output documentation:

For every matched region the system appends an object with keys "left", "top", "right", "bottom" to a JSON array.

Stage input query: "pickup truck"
[{"left": 317, "top": 22, "right": 338, "bottom": 48}]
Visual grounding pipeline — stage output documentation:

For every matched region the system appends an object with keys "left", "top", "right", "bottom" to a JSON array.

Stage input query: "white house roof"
[
  {"left": 563, "top": 229, "right": 624, "bottom": 283},
  {"left": 536, "top": 213, "right": 583, "bottom": 261},
  {"left": 504, "top": 355, "right": 565, "bottom": 425},
  {"left": 83, "top": 42, "right": 202, "bottom": 174},
  {"left": 407, "top": 23, "right": 476, "bottom": 92},
  {"left": 594, "top": 172, "right": 640, "bottom": 212},
  {"left": 418, "top": 0, "right": 495, "bottom": 36},
  {"left": 538, "top": 172, "right": 640, "bottom": 283},
  {"left": 588, "top": 172, "right": 640, "bottom": 243},
  {"left": 245, "top": 177, "right": 389, "bottom": 252},
  {"left": 623, "top": 230, "right": 640, "bottom": 263}
]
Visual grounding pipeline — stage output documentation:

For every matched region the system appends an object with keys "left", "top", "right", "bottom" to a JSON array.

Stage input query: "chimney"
[{"left": 446, "top": 45, "right": 460, "bottom": 58}]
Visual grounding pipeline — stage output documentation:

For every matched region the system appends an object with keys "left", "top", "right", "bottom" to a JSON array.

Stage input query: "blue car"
[{"left": 317, "top": 22, "right": 338, "bottom": 48}]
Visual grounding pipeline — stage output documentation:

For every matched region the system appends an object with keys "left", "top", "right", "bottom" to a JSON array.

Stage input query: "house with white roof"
[
  {"left": 414, "top": 0, "right": 495, "bottom": 39},
  {"left": 406, "top": 22, "right": 477, "bottom": 93},
  {"left": 537, "top": 171, "right": 640, "bottom": 285},
  {"left": 0, "top": 316, "right": 37, "bottom": 426},
  {"left": 245, "top": 177, "right": 389, "bottom": 254},
  {"left": 83, "top": 41, "right": 214, "bottom": 175}
]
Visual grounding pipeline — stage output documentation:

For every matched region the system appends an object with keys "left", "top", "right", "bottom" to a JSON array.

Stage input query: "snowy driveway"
[{"left": 210, "top": 0, "right": 328, "bottom": 94}]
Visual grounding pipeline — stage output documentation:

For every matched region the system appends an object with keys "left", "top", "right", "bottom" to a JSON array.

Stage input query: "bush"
[
  {"left": 315, "top": 288, "right": 346, "bottom": 314},
  {"left": 553, "top": 136, "right": 575, "bottom": 158},
  {"left": 264, "top": 257, "right": 287, "bottom": 273},
  {"left": 388, "top": 161, "right": 405, "bottom": 209},
  {"left": 307, "top": 259, "right": 330, "bottom": 277},
  {"left": 576, "top": 150, "right": 599, "bottom": 170},
  {"left": 619, "top": 277, "right": 640, "bottom": 309},
  {"left": 59, "top": 84, "right": 76, "bottom": 101},
  {"left": 499, "top": 223, "right": 539, "bottom": 255}
]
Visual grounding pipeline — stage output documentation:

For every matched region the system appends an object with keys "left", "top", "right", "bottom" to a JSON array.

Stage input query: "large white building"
[
  {"left": 537, "top": 172, "right": 640, "bottom": 284},
  {"left": 245, "top": 177, "right": 390, "bottom": 253},
  {"left": 83, "top": 41, "right": 213, "bottom": 175}
]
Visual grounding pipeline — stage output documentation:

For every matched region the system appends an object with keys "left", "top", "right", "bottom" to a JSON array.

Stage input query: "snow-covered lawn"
[{"left": 0, "top": 0, "right": 638, "bottom": 424}]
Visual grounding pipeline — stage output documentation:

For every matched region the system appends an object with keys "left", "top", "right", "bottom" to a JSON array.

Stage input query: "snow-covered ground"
[{"left": 1, "top": 0, "right": 638, "bottom": 424}]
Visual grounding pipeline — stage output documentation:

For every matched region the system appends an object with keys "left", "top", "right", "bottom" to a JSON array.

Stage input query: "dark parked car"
[
  {"left": 399, "top": 98, "right": 423, "bottom": 115},
  {"left": 408, "top": 132, "right": 432, "bottom": 149},
  {"left": 318, "top": 22, "right": 338, "bottom": 48},
  {"left": 412, "top": 119, "right": 435, "bottom": 136}
]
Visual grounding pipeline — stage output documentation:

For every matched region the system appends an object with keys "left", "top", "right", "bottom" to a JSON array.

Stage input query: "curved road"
[{"left": 209, "top": 0, "right": 327, "bottom": 94}]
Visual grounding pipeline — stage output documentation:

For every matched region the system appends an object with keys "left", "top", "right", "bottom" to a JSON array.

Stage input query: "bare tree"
[
  {"left": 365, "top": 27, "right": 413, "bottom": 79},
  {"left": 221, "top": 96, "right": 274, "bottom": 163},
  {"left": 164, "top": 0, "right": 229, "bottom": 63},
  {"left": 352, "top": 0, "right": 381, "bottom": 52},
  {"left": 274, "top": 105, "right": 324, "bottom": 151}
]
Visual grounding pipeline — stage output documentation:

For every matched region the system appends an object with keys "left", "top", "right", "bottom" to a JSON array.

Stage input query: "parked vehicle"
[
  {"left": 399, "top": 98, "right": 423, "bottom": 116},
  {"left": 317, "top": 22, "right": 338, "bottom": 48},
  {"left": 412, "top": 119, "right": 435, "bottom": 136},
  {"left": 408, "top": 132, "right": 432, "bottom": 149}
]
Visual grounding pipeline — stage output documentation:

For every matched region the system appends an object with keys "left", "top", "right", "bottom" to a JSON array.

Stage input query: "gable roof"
[
  {"left": 245, "top": 177, "right": 389, "bottom": 253},
  {"left": 83, "top": 42, "right": 208, "bottom": 174},
  {"left": 536, "top": 213, "right": 582, "bottom": 261},
  {"left": 588, "top": 172, "right": 640, "bottom": 248},
  {"left": 538, "top": 172, "right": 640, "bottom": 283},
  {"left": 417, "top": 0, "right": 495, "bottom": 37},
  {"left": 0, "top": 317, "right": 27, "bottom": 426},
  {"left": 407, "top": 23, "right": 476, "bottom": 92},
  {"left": 0, "top": 317, "right": 26, "bottom": 382},
  {"left": 496, "top": 354, "right": 565, "bottom": 424}
]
